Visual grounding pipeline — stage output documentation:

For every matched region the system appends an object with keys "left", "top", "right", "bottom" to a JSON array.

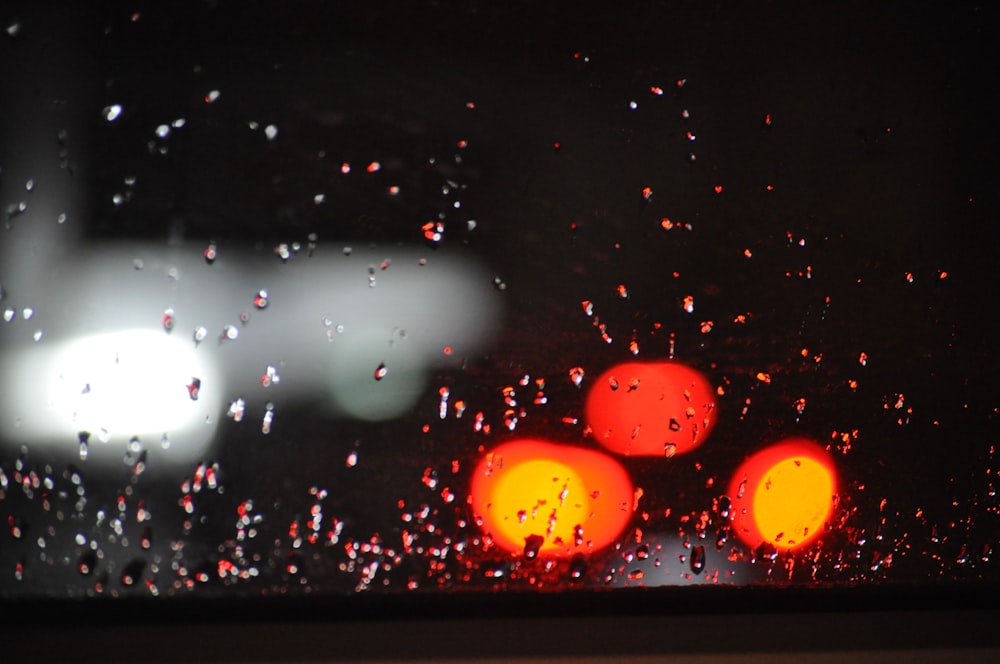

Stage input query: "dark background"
[{"left": 2, "top": 0, "right": 999, "bottom": 659}]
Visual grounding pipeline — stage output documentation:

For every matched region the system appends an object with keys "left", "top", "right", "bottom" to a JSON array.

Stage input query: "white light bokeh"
[
  {"left": 0, "top": 241, "right": 500, "bottom": 467},
  {"left": 0, "top": 329, "right": 222, "bottom": 464}
]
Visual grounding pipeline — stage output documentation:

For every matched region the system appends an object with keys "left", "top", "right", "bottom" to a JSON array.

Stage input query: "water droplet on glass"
[
  {"left": 569, "top": 366, "right": 585, "bottom": 387},
  {"left": 261, "top": 403, "right": 275, "bottom": 434},
  {"left": 3, "top": 308, "right": 13, "bottom": 322},
  {"left": 205, "top": 89, "right": 220, "bottom": 104},
  {"left": 187, "top": 377, "right": 201, "bottom": 401},
  {"left": 155, "top": 124, "right": 170, "bottom": 138},
  {"left": 172, "top": 118, "right": 186, "bottom": 128},
  {"left": 222, "top": 324, "right": 238, "bottom": 341},
  {"left": 227, "top": 397, "right": 246, "bottom": 422},
  {"left": 346, "top": 451, "right": 358, "bottom": 468},
  {"left": 252, "top": 289, "right": 269, "bottom": 310},
  {"left": 422, "top": 221, "right": 445, "bottom": 244},
  {"left": 261, "top": 365, "right": 280, "bottom": 387},
  {"left": 193, "top": 326, "right": 207, "bottom": 345},
  {"left": 523, "top": 534, "right": 544, "bottom": 560},
  {"left": 103, "top": 104, "right": 122, "bottom": 122},
  {"left": 203, "top": 242, "right": 217, "bottom": 264},
  {"left": 690, "top": 545, "right": 705, "bottom": 574},
  {"left": 121, "top": 559, "right": 145, "bottom": 587},
  {"left": 264, "top": 124, "right": 278, "bottom": 141},
  {"left": 664, "top": 443, "right": 677, "bottom": 459},
  {"left": 162, "top": 308, "right": 175, "bottom": 332},
  {"left": 57, "top": 213, "right": 67, "bottom": 224},
  {"left": 32, "top": 330, "right": 42, "bottom": 342},
  {"left": 374, "top": 362, "right": 388, "bottom": 381},
  {"left": 160, "top": 433, "right": 171, "bottom": 450},
  {"left": 569, "top": 553, "right": 588, "bottom": 580},
  {"left": 78, "top": 549, "right": 96, "bottom": 576},
  {"left": 718, "top": 495, "right": 732, "bottom": 519}
]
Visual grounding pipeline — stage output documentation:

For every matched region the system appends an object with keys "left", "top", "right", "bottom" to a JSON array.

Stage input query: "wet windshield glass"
[{"left": 1, "top": 1, "right": 996, "bottom": 600}]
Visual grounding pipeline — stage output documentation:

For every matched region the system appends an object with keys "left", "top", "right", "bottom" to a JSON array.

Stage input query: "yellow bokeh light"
[
  {"left": 489, "top": 459, "right": 587, "bottom": 553},
  {"left": 752, "top": 456, "right": 833, "bottom": 549},
  {"left": 471, "top": 440, "right": 634, "bottom": 557}
]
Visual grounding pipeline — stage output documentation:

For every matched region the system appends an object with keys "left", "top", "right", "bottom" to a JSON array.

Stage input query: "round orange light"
[
  {"left": 584, "top": 362, "right": 718, "bottom": 457},
  {"left": 470, "top": 439, "right": 633, "bottom": 557},
  {"left": 728, "top": 438, "right": 837, "bottom": 551}
]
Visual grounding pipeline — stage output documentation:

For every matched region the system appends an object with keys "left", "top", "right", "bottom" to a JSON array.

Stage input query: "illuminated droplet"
[
  {"left": 227, "top": 398, "right": 246, "bottom": 422},
  {"left": 103, "top": 104, "right": 123, "bottom": 122},
  {"left": 374, "top": 362, "right": 388, "bottom": 381}
]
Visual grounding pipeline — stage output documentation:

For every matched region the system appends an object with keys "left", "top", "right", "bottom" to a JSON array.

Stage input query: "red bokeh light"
[{"left": 585, "top": 362, "right": 718, "bottom": 457}]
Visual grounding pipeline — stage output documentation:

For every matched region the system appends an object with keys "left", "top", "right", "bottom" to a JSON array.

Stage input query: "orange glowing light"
[
  {"left": 728, "top": 438, "right": 837, "bottom": 551},
  {"left": 585, "top": 362, "right": 718, "bottom": 457},
  {"left": 470, "top": 440, "right": 633, "bottom": 557}
]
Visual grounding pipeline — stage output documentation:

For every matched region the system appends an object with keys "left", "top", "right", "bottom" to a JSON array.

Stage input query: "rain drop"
[
  {"left": 374, "top": 362, "right": 388, "bottom": 381},
  {"left": 227, "top": 398, "right": 246, "bottom": 422},
  {"left": 262, "top": 403, "right": 274, "bottom": 434},
  {"left": 690, "top": 545, "right": 706, "bottom": 574},
  {"left": 103, "top": 104, "right": 122, "bottom": 122},
  {"left": 523, "top": 534, "right": 544, "bottom": 560},
  {"left": 569, "top": 553, "right": 588, "bottom": 580}
]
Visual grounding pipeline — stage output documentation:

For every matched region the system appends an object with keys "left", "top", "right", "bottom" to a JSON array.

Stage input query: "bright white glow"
[
  {"left": 0, "top": 329, "right": 221, "bottom": 463},
  {"left": 0, "top": 241, "right": 499, "bottom": 466}
]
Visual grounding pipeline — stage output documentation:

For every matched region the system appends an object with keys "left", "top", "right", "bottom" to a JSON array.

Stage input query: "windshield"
[{"left": 1, "top": 1, "right": 996, "bottom": 603}]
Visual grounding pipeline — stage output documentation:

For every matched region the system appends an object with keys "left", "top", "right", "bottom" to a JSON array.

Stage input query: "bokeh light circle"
[
  {"left": 728, "top": 438, "right": 837, "bottom": 551},
  {"left": 470, "top": 439, "right": 633, "bottom": 557},
  {"left": 585, "top": 362, "right": 718, "bottom": 457}
]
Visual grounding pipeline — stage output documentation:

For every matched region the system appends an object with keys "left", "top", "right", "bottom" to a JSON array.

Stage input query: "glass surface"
[{"left": 1, "top": 0, "right": 997, "bottom": 608}]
